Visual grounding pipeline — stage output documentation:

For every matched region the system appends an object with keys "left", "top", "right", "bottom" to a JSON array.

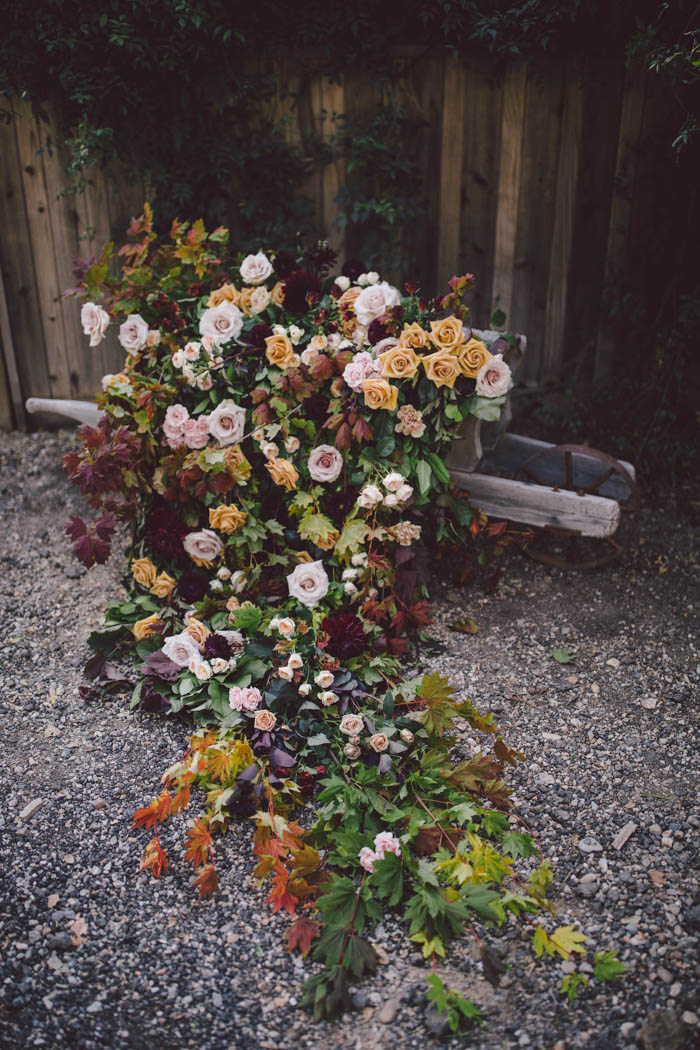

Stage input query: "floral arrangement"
[{"left": 64, "top": 207, "right": 623, "bottom": 1026}]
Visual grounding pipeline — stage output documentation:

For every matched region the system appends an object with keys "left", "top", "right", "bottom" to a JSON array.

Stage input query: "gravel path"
[{"left": 1, "top": 429, "right": 698, "bottom": 1050}]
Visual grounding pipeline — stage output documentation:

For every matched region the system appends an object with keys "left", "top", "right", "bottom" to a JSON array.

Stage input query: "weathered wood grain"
[
  {"left": 436, "top": 58, "right": 467, "bottom": 291},
  {"left": 491, "top": 64, "right": 526, "bottom": 328},
  {"left": 449, "top": 469, "right": 621, "bottom": 537},
  {"left": 0, "top": 258, "right": 25, "bottom": 427}
]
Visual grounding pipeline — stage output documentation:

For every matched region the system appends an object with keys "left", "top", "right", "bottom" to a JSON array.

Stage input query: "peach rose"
[
  {"left": 422, "top": 349, "right": 461, "bottom": 389},
  {"left": 398, "top": 322, "right": 430, "bottom": 350},
  {"left": 361, "top": 376, "right": 399, "bottom": 411},
  {"left": 208, "top": 283, "right": 241, "bottom": 308},
  {"left": 186, "top": 618, "right": 211, "bottom": 647},
  {"left": 209, "top": 504, "right": 247, "bottom": 533},
  {"left": 266, "top": 458, "right": 299, "bottom": 491},
  {"left": 458, "top": 337, "right": 492, "bottom": 379},
  {"left": 132, "top": 613, "right": 162, "bottom": 640},
  {"left": 428, "top": 315, "right": 466, "bottom": 353},
  {"left": 270, "top": 281, "right": 285, "bottom": 306},
  {"left": 224, "top": 444, "right": 251, "bottom": 483},
  {"left": 131, "top": 557, "right": 157, "bottom": 588},
  {"left": 254, "top": 709, "right": 277, "bottom": 732},
  {"left": 265, "top": 333, "right": 296, "bottom": 370},
  {"left": 378, "top": 344, "right": 420, "bottom": 380},
  {"left": 150, "top": 572, "right": 177, "bottom": 598},
  {"left": 339, "top": 714, "right": 364, "bottom": 736}
]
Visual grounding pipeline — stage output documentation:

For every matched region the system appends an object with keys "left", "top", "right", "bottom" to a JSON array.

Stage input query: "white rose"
[
  {"left": 334, "top": 275, "right": 350, "bottom": 291},
  {"left": 342, "top": 568, "right": 358, "bottom": 581},
  {"left": 320, "top": 691, "right": 338, "bottom": 706},
  {"left": 261, "top": 441, "right": 279, "bottom": 460},
  {"left": 217, "top": 567, "right": 231, "bottom": 580},
  {"left": 357, "top": 484, "right": 382, "bottom": 509},
  {"left": 400, "top": 729, "right": 414, "bottom": 743},
  {"left": 327, "top": 333, "right": 342, "bottom": 350},
  {"left": 272, "top": 325, "right": 287, "bottom": 336},
  {"left": 339, "top": 714, "right": 364, "bottom": 736},
  {"left": 229, "top": 570, "right": 246, "bottom": 594},
  {"left": 396, "top": 484, "right": 414, "bottom": 502},
  {"left": 287, "top": 653, "right": 303, "bottom": 670},
  {"left": 171, "top": 350, "right": 185, "bottom": 368},
  {"left": 211, "top": 658, "right": 229, "bottom": 674},
  {"left": 284, "top": 436, "right": 300, "bottom": 454},
  {"left": 210, "top": 580, "right": 224, "bottom": 592},
  {"left": 301, "top": 346, "right": 317, "bottom": 366},
  {"left": 278, "top": 665, "right": 294, "bottom": 681},
  {"left": 314, "top": 670, "right": 335, "bottom": 688},
  {"left": 208, "top": 398, "right": 246, "bottom": 447},
  {"left": 344, "top": 581, "right": 358, "bottom": 596},
  {"left": 287, "top": 560, "right": 329, "bottom": 608},
  {"left": 365, "top": 271, "right": 380, "bottom": 285},
  {"left": 308, "top": 444, "right": 344, "bottom": 483},
  {"left": 374, "top": 831, "right": 401, "bottom": 857},
  {"left": 354, "top": 282, "right": 401, "bottom": 327},
  {"left": 250, "top": 286, "right": 271, "bottom": 314},
  {"left": 118, "top": 313, "right": 149, "bottom": 354},
  {"left": 277, "top": 617, "right": 295, "bottom": 637},
  {"left": 475, "top": 354, "right": 512, "bottom": 398},
  {"left": 184, "top": 342, "right": 201, "bottom": 361},
  {"left": 101, "top": 374, "right": 114, "bottom": 391},
  {"left": 288, "top": 324, "right": 303, "bottom": 345},
  {"left": 182, "top": 364, "right": 197, "bottom": 385},
  {"left": 352, "top": 326, "right": 368, "bottom": 347},
  {"left": 183, "top": 529, "right": 224, "bottom": 565},
  {"left": 383, "top": 472, "right": 405, "bottom": 492},
  {"left": 357, "top": 273, "right": 370, "bottom": 287},
  {"left": 81, "top": 302, "right": 109, "bottom": 347},
  {"left": 369, "top": 732, "right": 389, "bottom": 753},
  {"left": 351, "top": 552, "right": 367, "bottom": 567},
  {"left": 196, "top": 371, "right": 212, "bottom": 390},
  {"left": 383, "top": 493, "right": 399, "bottom": 508},
  {"left": 199, "top": 302, "right": 243, "bottom": 345},
  {"left": 298, "top": 683, "right": 312, "bottom": 696},
  {"left": 162, "top": 631, "right": 202, "bottom": 666},
  {"left": 189, "top": 658, "right": 212, "bottom": 681},
  {"left": 240, "top": 251, "right": 273, "bottom": 285}
]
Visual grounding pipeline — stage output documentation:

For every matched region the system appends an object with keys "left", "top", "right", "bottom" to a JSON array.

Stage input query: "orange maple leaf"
[
  {"left": 191, "top": 864, "right": 219, "bottom": 899},
  {"left": 184, "top": 819, "right": 213, "bottom": 868},
  {"left": 133, "top": 791, "right": 172, "bottom": 829},
  {"left": 265, "top": 861, "right": 297, "bottom": 915},
  {"left": 285, "top": 917, "right": 320, "bottom": 956},
  {"left": 140, "top": 836, "right": 168, "bottom": 878},
  {"left": 171, "top": 785, "right": 191, "bottom": 814}
]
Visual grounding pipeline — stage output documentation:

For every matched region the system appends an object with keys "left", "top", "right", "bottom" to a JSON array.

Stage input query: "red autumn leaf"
[
  {"left": 485, "top": 520, "right": 508, "bottom": 537},
  {"left": 333, "top": 349, "right": 353, "bottom": 372},
  {"left": 469, "top": 518, "right": 481, "bottom": 537},
  {"left": 352, "top": 417, "right": 373, "bottom": 443},
  {"left": 170, "top": 785, "right": 190, "bottom": 814},
  {"left": 140, "top": 836, "right": 168, "bottom": 878},
  {"left": 133, "top": 791, "right": 172, "bottom": 829},
  {"left": 191, "top": 864, "right": 219, "bottom": 899},
  {"left": 285, "top": 917, "right": 320, "bottom": 956},
  {"left": 184, "top": 819, "right": 213, "bottom": 868},
  {"left": 310, "top": 354, "right": 334, "bottom": 380},
  {"left": 335, "top": 421, "right": 353, "bottom": 450}
]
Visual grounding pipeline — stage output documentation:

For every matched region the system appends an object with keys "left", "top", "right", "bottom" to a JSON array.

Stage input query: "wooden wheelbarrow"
[{"left": 25, "top": 331, "right": 637, "bottom": 570}]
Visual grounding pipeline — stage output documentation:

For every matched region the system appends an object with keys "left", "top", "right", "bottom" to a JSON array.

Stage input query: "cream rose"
[
  {"left": 315, "top": 670, "right": 334, "bottom": 688},
  {"left": 240, "top": 252, "right": 273, "bottom": 285},
  {"left": 199, "top": 302, "right": 243, "bottom": 345},
  {"left": 250, "top": 286, "right": 271, "bottom": 314},
  {"left": 287, "top": 560, "right": 329, "bottom": 608},
  {"left": 208, "top": 399, "right": 246, "bottom": 447},
  {"left": 81, "top": 302, "right": 109, "bottom": 347},
  {"left": 162, "top": 631, "right": 202, "bottom": 666},
  {"left": 254, "top": 709, "right": 277, "bottom": 731},
  {"left": 339, "top": 714, "right": 364, "bottom": 736},
  {"left": 354, "top": 282, "right": 401, "bottom": 327},
  {"left": 369, "top": 732, "right": 389, "bottom": 753},
  {"left": 118, "top": 313, "right": 149, "bottom": 354},
  {"left": 308, "top": 444, "right": 344, "bottom": 484},
  {"left": 183, "top": 529, "right": 224, "bottom": 566},
  {"left": 475, "top": 354, "right": 512, "bottom": 398}
]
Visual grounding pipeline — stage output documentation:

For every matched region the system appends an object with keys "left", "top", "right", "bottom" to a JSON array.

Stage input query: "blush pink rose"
[
  {"left": 80, "top": 302, "right": 110, "bottom": 347},
  {"left": 183, "top": 415, "right": 211, "bottom": 449},
  {"left": 308, "top": 444, "right": 344, "bottom": 483},
  {"left": 475, "top": 354, "right": 512, "bottom": 398},
  {"left": 199, "top": 302, "right": 243, "bottom": 345},
  {"left": 354, "top": 282, "right": 401, "bottom": 327},
  {"left": 118, "top": 313, "right": 149, "bottom": 354}
]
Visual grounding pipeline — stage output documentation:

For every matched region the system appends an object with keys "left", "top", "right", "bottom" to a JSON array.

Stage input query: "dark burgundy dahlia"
[
  {"left": 283, "top": 270, "right": 321, "bottom": 315},
  {"left": 143, "top": 502, "right": 188, "bottom": 562},
  {"left": 322, "top": 613, "right": 366, "bottom": 660},
  {"left": 176, "top": 571, "right": 209, "bottom": 603},
  {"left": 247, "top": 322, "right": 273, "bottom": 349},
  {"left": 271, "top": 250, "right": 298, "bottom": 279},
  {"left": 342, "top": 258, "right": 366, "bottom": 282},
  {"left": 204, "top": 633, "right": 236, "bottom": 660}
]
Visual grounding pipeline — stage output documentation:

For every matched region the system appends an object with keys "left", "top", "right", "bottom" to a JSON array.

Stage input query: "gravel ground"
[{"left": 0, "top": 429, "right": 698, "bottom": 1050}]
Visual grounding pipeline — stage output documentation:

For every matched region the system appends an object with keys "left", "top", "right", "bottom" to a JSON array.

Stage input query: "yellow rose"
[
  {"left": 266, "top": 458, "right": 299, "bottom": 490},
  {"left": 132, "top": 613, "right": 162, "bottom": 640},
  {"left": 208, "top": 283, "right": 240, "bottom": 308},
  {"left": 131, "top": 557, "right": 157, "bottom": 588},
  {"left": 209, "top": 504, "right": 247, "bottom": 533},
  {"left": 378, "top": 344, "right": 420, "bottom": 380},
  {"left": 361, "top": 376, "right": 399, "bottom": 411},
  {"left": 186, "top": 618, "right": 211, "bottom": 647},
  {"left": 398, "top": 322, "right": 430, "bottom": 350},
  {"left": 238, "top": 287, "right": 254, "bottom": 316},
  {"left": 270, "top": 281, "right": 285, "bottom": 307},
  {"left": 422, "top": 349, "right": 461, "bottom": 389},
  {"left": 224, "top": 445, "right": 252, "bottom": 485},
  {"left": 457, "top": 338, "right": 493, "bottom": 378},
  {"left": 428, "top": 315, "right": 465, "bottom": 353},
  {"left": 150, "top": 572, "right": 177, "bottom": 598},
  {"left": 265, "top": 334, "right": 296, "bottom": 370}
]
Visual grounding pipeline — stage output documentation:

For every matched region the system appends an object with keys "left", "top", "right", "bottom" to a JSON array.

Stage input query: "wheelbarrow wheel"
[{"left": 515, "top": 444, "right": 639, "bottom": 570}]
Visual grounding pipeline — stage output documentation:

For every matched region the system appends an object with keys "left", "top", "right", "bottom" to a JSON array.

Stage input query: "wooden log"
[
  {"left": 449, "top": 469, "right": 621, "bottom": 538},
  {"left": 480, "top": 433, "right": 636, "bottom": 501},
  {"left": 25, "top": 397, "right": 102, "bottom": 426}
]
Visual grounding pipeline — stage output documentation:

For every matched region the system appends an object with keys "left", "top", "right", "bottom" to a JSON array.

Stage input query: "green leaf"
[
  {"left": 561, "top": 972, "right": 588, "bottom": 1005},
  {"left": 501, "top": 830, "right": 537, "bottom": 859},
  {"left": 372, "top": 853, "right": 404, "bottom": 907},
  {"left": 416, "top": 458, "right": 432, "bottom": 495},
  {"left": 533, "top": 925, "right": 551, "bottom": 958},
  {"left": 298, "top": 513, "right": 337, "bottom": 548},
  {"left": 424, "top": 451, "right": 451, "bottom": 485},
  {"left": 335, "top": 518, "right": 369, "bottom": 557},
  {"left": 552, "top": 647, "right": 576, "bottom": 664},
  {"left": 307, "top": 733, "right": 331, "bottom": 748},
  {"left": 470, "top": 395, "right": 506, "bottom": 422},
  {"left": 461, "top": 884, "right": 502, "bottom": 923},
  {"left": 316, "top": 876, "right": 360, "bottom": 927},
  {"left": 342, "top": 934, "right": 378, "bottom": 978},
  {"left": 490, "top": 308, "right": 506, "bottom": 327},
  {"left": 549, "top": 925, "right": 588, "bottom": 960},
  {"left": 593, "top": 950, "right": 627, "bottom": 982}
]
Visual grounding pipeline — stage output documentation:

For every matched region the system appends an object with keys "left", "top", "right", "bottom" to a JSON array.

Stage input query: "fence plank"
[
  {"left": 491, "top": 64, "right": 526, "bottom": 328},
  {"left": 460, "top": 53, "right": 503, "bottom": 326},
  {"left": 510, "top": 60, "right": 565, "bottom": 381},
  {"left": 0, "top": 264, "right": 23, "bottom": 427},
  {"left": 0, "top": 107, "right": 52, "bottom": 406},
  {"left": 14, "top": 108, "right": 76, "bottom": 398},
  {"left": 542, "top": 58, "right": 583, "bottom": 381},
  {"left": 594, "top": 65, "right": 646, "bottom": 378},
  {"left": 436, "top": 58, "right": 467, "bottom": 291}
]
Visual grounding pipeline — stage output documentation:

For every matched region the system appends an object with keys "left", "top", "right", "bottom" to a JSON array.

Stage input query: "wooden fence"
[{"left": 0, "top": 52, "right": 692, "bottom": 428}]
